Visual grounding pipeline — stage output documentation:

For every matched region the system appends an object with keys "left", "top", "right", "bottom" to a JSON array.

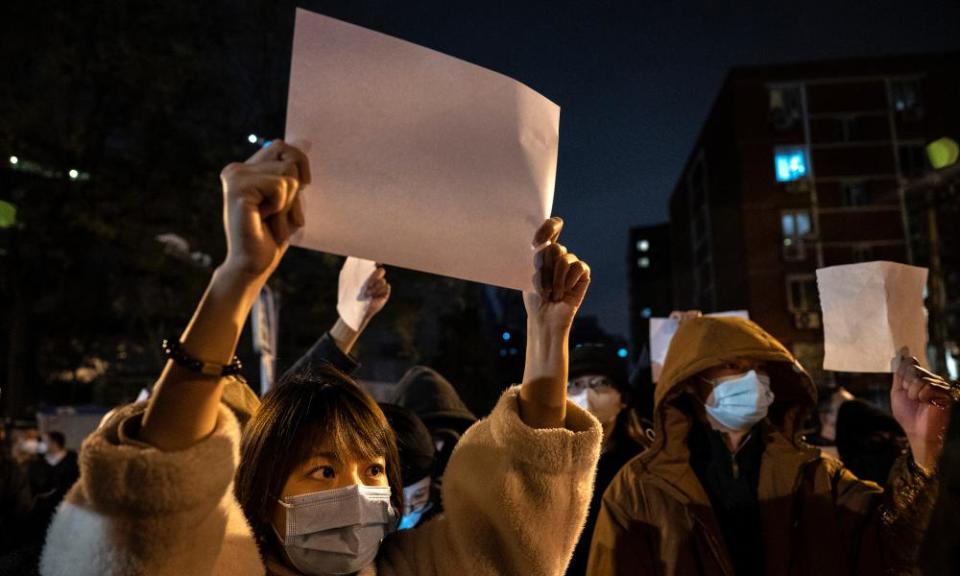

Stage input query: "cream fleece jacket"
[{"left": 40, "top": 385, "right": 602, "bottom": 576}]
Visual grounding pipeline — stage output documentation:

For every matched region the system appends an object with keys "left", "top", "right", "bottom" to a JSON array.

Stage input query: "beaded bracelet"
[{"left": 162, "top": 339, "right": 243, "bottom": 377}]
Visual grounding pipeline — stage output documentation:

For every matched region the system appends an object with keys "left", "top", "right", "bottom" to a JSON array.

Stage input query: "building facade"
[
  {"left": 669, "top": 52, "right": 960, "bottom": 392},
  {"left": 627, "top": 223, "right": 673, "bottom": 356}
]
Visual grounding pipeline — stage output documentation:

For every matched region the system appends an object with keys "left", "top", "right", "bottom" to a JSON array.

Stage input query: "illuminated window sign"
[{"left": 774, "top": 147, "right": 809, "bottom": 182}]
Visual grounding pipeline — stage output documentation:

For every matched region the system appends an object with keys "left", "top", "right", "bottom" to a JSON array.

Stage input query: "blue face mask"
[
  {"left": 398, "top": 502, "right": 433, "bottom": 530},
  {"left": 703, "top": 370, "right": 775, "bottom": 431}
]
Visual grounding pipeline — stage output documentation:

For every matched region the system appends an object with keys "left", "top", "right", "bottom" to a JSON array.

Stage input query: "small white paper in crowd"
[
  {"left": 286, "top": 9, "right": 560, "bottom": 291},
  {"left": 817, "top": 261, "right": 929, "bottom": 372},
  {"left": 649, "top": 311, "right": 750, "bottom": 381},
  {"left": 337, "top": 257, "right": 378, "bottom": 331}
]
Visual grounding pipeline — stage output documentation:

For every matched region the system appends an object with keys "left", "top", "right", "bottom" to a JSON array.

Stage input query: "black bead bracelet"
[{"left": 162, "top": 339, "right": 243, "bottom": 377}]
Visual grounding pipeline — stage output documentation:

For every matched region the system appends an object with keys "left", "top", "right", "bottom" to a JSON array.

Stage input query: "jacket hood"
[
  {"left": 393, "top": 366, "right": 477, "bottom": 433},
  {"left": 655, "top": 316, "right": 817, "bottom": 441}
]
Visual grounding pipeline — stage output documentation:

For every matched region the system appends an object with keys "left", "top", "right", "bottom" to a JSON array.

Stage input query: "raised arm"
[
  {"left": 519, "top": 217, "right": 591, "bottom": 429},
  {"left": 140, "top": 140, "right": 310, "bottom": 450},
  {"left": 284, "top": 264, "right": 391, "bottom": 379}
]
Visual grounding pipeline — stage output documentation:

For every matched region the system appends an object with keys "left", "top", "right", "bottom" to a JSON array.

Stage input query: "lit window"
[
  {"left": 637, "top": 239, "right": 650, "bottom": 252},
  {"left": 774, "top": 147, "right": 809, "bottom": 182},
  {"left": 781, "top": 210, "right": 812, "bottom": 261},
  {"left": 638, "top": 257, "right": 650, "bottom": 268}
]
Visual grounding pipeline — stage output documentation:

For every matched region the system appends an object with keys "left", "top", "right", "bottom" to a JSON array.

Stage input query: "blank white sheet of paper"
[
  {"left": 817, "top": 261, "right": 929, "bottom": 372},
  {"left": 285, "top": 9, "right": 560, "bottom": 291},
  {"left": 337, "top": 257, "right": 378, "bottom": 331}
]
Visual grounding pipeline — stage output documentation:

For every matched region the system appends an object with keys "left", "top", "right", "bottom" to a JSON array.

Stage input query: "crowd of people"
[{"left": 0, "top": 140, "right": 957, "bottom": 575}]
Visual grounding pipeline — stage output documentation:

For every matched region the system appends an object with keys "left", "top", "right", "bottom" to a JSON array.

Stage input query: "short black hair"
[
  {"left": 235, "top": 365, "right": 403, "bottom": 555},
  {"left": 46, "top": 431, "right": 66, "bottom": 449}
]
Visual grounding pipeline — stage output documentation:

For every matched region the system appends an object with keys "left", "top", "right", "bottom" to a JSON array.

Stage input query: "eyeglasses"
[{"left": 567, "top": 376, "right": 615, "bottom": 394}]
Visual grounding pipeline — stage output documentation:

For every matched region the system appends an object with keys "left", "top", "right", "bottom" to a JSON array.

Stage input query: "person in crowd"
[
  {"left": 26, "top": 431, "right": 79, "bottom": 538},
  {"left": 566, "top": 343, "right": 646, "bottom": 576},
  {"left": 283, "top": 264, "right": 392, "bottom": 383},
  {"left": 805, "top": 386, "right": 855, "bottom": 459},
  {"left": 13, "top": 427, "right": 45, "bottom": 466},
  {"left": 0, "top": 424, "right": 32, "bottom": 555},
  {"left": 835, "top": 398, "right": 908, "bottom": 485},
  {"left": 39, "top": 140, "right": 601, "bottom": 576},
  {"left": 378, "top": 403, "right": 438, "bottom": 530},
  {"left": 393, "top": 365, "right": 477, "bottom": 483},
  {"left": 921, "top": 395, "right": 960, "bottom": 576},
  {"left": 588, "top": 315, "right": 951, "bottom": 576}
]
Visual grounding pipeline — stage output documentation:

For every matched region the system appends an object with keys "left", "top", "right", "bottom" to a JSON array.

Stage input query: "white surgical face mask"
[
  {"left": 275, "top": 484, "right": 397, "bottom": 575},
  {"left": 19, "top": 438, "right": 46, "bottom": 455},
  {"left": 703, "top": 370, "right": 775, "bottom": 431},
  {"left": 569, "top": 387, "right": 624, "bottom": 426}
]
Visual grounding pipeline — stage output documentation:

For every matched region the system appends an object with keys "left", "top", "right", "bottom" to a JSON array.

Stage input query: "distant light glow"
[
  {"left": 9, "top": 156, "right": 18, "bottom": 165},
  {"left": 247, "top": 134, "right": 258, "bottom": 144},
  {"left": 775, "top": 147, "right": 808, "bottom": 182},
  {"left": 261, "top": 140, "right": 272, "bottom": 149},
  {"left": 617, "top": 348, "right": 629, "bottom": 359},
  {"left": 68, "top": 169, "right": 79, "bottom": 180},
  {"left": 499, "top": 349, "right": 507, "bottom": 357},
  {"left": 501, "top": 331, "right": 511, "bottom": 342},
  {"left": 638, "top": 257, "right": 650, "bottom": 268},
  {"left": 509, "top": 347, "right": 518, "bottom": 356},
  {"left": 641, "top": 307, "right": 652, "bottom": 318},
  {"left": 637, "top": 239, "right": 650, "bottom": 252}
]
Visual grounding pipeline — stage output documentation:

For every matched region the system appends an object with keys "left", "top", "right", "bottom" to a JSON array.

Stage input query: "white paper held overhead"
[
  {"left": 817, "top": 261, "right": 929, "bottom": 373},
  {"left": 285, "top": 9, "right": 559, "bottom": 291},
  {"left": 337, "top": 257, "right": 379, "bottom": 331},
  {"left": 649, "top": 311, "right": 750, "bottom": 382}
]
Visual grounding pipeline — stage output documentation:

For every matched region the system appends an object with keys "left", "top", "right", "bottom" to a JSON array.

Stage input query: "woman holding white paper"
[{"left": 38, "top": 140, "right": 601, "bottom": 576}]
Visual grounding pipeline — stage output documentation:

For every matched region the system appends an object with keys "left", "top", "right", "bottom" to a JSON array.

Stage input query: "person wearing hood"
[
  {"left": 393, "top": 365, "right": 477, "bottom": 480},
  {"left": 39, "top": 142, "right": 602, "bottom": 576},
  {"left": 565, "top": 343, "right": 646, "bottom": 576},
  {"left": 588, "top": 315, "right": 951, "bottom": 576}
]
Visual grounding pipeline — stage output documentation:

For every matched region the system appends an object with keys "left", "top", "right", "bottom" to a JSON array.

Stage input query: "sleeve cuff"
[
  {"left": 485, "top": 385, "right": 603, "bottom": 474},
  {"left": 283, "top": 332, "right": 360, "bottom": 380},
  {"left": 79, "top": 402, "right": 240, "bottom": 516}
]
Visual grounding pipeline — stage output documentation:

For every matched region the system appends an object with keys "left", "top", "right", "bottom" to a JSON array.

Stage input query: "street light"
[
  {"left": 248, "top": 134, "right": 259, "bottom": 144},
  {"left": 68, "top": 169, "right": 79, "bottom": 180},
  {"left": 9, "top": 156, "right": 18, "bottom": 165}
]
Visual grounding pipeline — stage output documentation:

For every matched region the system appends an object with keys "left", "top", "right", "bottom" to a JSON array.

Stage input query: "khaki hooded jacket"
[{"left": 587, "top": 316, "right": 937, "bottom": 576}]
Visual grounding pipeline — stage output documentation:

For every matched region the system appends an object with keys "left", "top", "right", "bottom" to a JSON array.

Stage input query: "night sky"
[{"left": 303, "top": 0, "right": 960, "bottom": 338}]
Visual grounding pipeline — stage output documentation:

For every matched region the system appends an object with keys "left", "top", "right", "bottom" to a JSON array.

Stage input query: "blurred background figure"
[
  {"left": 379, "top": 403, "right": 438, "bottom": 530},
  {"left": 835, "top": 399, "right": 908, "bottom": 485},
  {"left": 393, "top": 366, "right": 476, "bottom": 485},
  {"left": 922, "top": 400, "right": 960, "bottom": 576},
  {"left": 806, "top": 386, "right": 855, "bottom": 459},
  {"left": 26, "top": 431, "right": 79, "bottom": 538},
  {"left": 12, "top": 427, "right": 45, "bottom": 466},
  {"left": 0, "top": 423, "right": 32, "bottom": 556},
  {"left": 566, "top": 343, "right": 646, "bottom": 576}
]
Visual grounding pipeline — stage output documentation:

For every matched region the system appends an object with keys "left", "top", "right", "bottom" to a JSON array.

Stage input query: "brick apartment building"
[{"left": 667, "top": 52, "right": 960, "bottom": 392}]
